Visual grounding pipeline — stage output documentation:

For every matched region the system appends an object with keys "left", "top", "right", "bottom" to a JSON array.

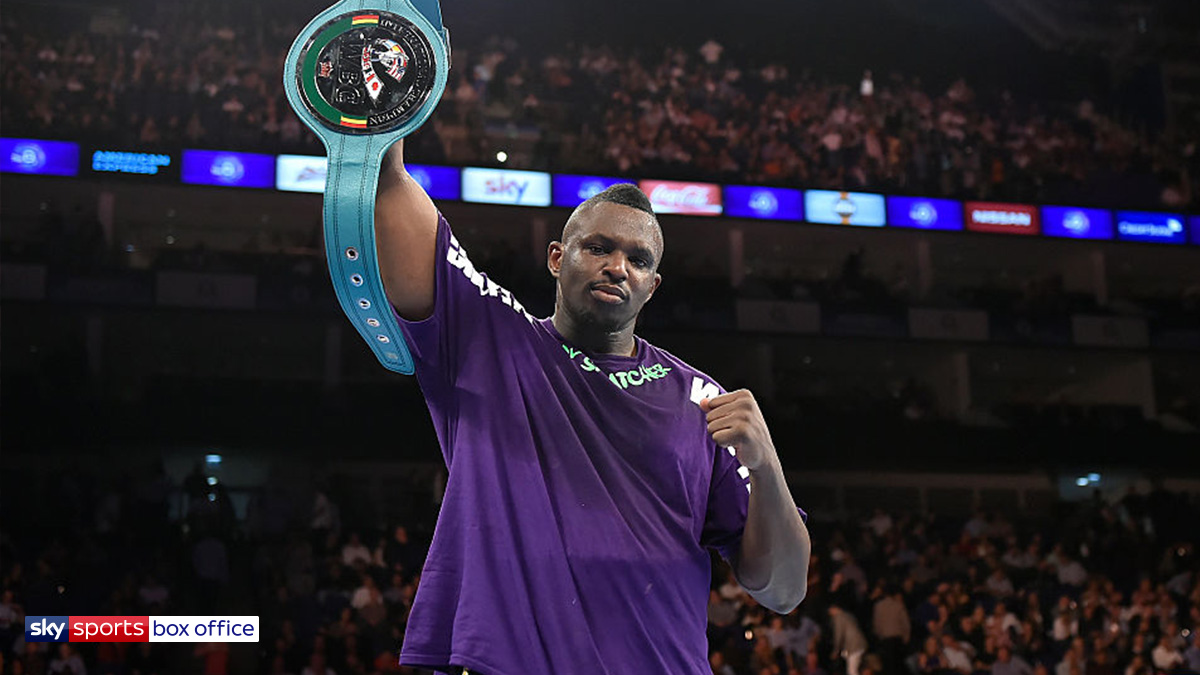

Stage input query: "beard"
[{"left": 559, "top": 287, "right": 637, "bottom": 335}]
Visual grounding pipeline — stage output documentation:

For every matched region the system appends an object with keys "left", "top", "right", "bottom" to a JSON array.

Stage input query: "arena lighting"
[
  {"left": 1075, "top": 477, "right": 1089, "bottom": 487},
  {"left": 205, "top": 454, "right": 222, "bottom": 465},
  {"left": 1087, "top": 473, "right": 1101, "bottom": 482},
  {"left": 496, "top": 151, "right": 508, "bottom": 163},
  {"left": 206, "top": 477, "right": 218, "bottom": 486}
]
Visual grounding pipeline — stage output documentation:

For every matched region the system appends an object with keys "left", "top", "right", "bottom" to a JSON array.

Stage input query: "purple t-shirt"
[{"left": 396, "top": 215, "right": 758, "bottom": 675}]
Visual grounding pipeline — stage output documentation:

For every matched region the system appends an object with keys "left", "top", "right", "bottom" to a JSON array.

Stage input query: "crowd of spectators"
[
  {"left": 1, "top": 460, "right": 1198, "bottom": 675},
  {"left": 706, "top": 489, "right": 1200, "bottom": 675},
  {"left": 1, "top": 4, "right": 1196, "bottom": 210}
]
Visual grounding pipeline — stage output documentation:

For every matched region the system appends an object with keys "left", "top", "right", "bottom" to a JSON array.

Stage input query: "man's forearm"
[
  {"left": 735, "top": 455, "right": 810, "bottom": 613},
  {"left": 374, "top": 139, "right": 439, "bottom": 318}
]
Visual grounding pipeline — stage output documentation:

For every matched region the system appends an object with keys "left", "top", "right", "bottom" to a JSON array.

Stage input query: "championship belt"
[{"left": 283, "top": 0, "right": 450, "bottom": 374}]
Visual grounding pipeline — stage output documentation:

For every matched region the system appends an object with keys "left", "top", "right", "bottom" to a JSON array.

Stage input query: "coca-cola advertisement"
[{"left": 639, "top": 180, "right": 723, "bottom": 215}]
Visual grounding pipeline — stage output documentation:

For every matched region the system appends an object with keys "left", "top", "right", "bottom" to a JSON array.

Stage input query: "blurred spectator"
[
  {"left": 872, "top": 586, "right": 910, "bottom": 675},
  {"left": 193, "top": 642, "right": 229, "bottom": 675},
  {"left": 993, "top": 646, "right": 1034, "bottom": 675},
  {"left": 829, "top": 604, "right": 868, "bottom": 675},
  {"left": 340, "top": 534, "right": 371, "bottom": 569},
  {"left": 48, "top": 644, "right": 86, "bottom": 674},
  {"left": 1150, "top": 635, "right": 1184, "bottom": 672}
]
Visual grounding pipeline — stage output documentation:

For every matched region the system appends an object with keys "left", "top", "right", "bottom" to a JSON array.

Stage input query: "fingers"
[
  {"left": 703, "top": 390, "right": 756, "bottom": 423},
  {"left": 706, "top": 416, "right": 736, "bottom": 435},
  {"left": 707, "top": 413, "right": 748, "bottom": 447},
  {"left": 703, "top": 390, "right": 744, "bottom": 409},
  {"left": 701, "top": 390, "right": 762, "bottom": 450},
  {"left": 711, "top": 429, "right": 741, "bottom": 448}
]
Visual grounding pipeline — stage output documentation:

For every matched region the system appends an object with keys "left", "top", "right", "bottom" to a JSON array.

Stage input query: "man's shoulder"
[{"left": 639, "top": 338, "right": 724, "bottom": 390}]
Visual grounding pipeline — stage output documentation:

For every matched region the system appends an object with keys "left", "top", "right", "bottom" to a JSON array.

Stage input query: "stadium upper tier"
[{"left": 1, "top": 11, "right": 1195, "bottom": 211}]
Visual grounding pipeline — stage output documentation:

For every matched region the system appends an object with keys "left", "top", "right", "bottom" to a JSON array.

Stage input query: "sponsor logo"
[
  {"left": 640, "top": 180, "right": 722, "bottom": 215},
  {"left": 10, "top": 142, "right": 46, "bottom": 171},
  {"left": 748, "top": 190, "right": 779, "bottom": 218},
  {"left": 965, "top": 202, "right": 1039, "bottom": 234},
  {"left": 92, "top": 151, "right": 172, "bottom": 175},
  {"left": 909, "top": 201, "right": 937, "bottom": 226},
  {"left": 578, "top": 180, "right": 609, "bottom": 202},
  {"left": 833, "top": 194, "right": 857, "bottom": 222},
  {"left": 486, "top": 177, "right": 530, "bottom": 201},
  {"left": 1115, "top": 211, "right": 1187, "bottom": 243},
  {"left": 275, "top": 155, "right": 327, "bottom": 193},
  {"left": 26, "top": 617, "right": 68, "bottom": 642},
  {"left": 973, "top": 210, "right": 1031, "bottom": 226},
  {"left": 806, "top": 190, "right": 885, "bottom": 226},
  {"left": 210, "top": 155, "right": 246, "bottom": 183},
  {"left": 1119, "top": 218, "right": 1183, "bottom": 238},
  {"left": 462, "top": 168, "right": 551, "bottom": 206},
  {"left": 1063, "top": 210, "right": 1090, "bottom": 233}
]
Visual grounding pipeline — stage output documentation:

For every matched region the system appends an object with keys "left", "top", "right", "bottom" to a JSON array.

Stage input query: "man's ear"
[
  {"left": 547, "top": 241, "right": 564, "bottom": 278},
  {"left": 644, "top": 273, "right": 663, "bottom": 303}
]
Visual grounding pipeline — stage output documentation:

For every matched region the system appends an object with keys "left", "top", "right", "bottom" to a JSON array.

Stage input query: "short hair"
[
  {"left": 562, "top": 183, "right": 663, "bottom": 258},
  {"left": 579, "top": 183, "right": 655, "bottom": 217}
]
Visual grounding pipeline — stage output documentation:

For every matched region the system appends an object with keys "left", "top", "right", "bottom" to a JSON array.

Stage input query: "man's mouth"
[{"left": 589, "top": 283, "right": 627, "bottom": 304}]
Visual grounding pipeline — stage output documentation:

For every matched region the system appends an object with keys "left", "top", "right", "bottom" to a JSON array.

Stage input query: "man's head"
[{"left": 548, "top": 184, "right": 663, "bottom": 334}]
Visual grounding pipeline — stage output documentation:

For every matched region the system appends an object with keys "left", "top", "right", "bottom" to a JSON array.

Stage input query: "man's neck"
[{"left": 551, "top": 309, "right": 637, "bottom": 357}]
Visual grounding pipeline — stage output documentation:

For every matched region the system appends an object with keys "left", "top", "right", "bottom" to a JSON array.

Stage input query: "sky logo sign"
[{"left": 25, "top": 616, "right": 69, "bottom": 642}]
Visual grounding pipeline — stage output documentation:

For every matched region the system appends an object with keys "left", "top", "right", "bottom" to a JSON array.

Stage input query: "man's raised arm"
[{"left": 375, "top": 139, "right": 440, "bottom": 320}]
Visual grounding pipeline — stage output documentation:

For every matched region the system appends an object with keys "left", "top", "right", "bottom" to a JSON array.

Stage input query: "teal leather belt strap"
[{"left": 283, "top": 0, "right": 450, "bottom": 374}]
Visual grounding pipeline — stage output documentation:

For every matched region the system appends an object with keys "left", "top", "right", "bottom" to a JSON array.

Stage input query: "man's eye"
[
  {"left": 586, "top": 245, "right": 605, "bottom": 254},
  {"left": 631, "top": 258, "right": 649, "bottom": 268}
]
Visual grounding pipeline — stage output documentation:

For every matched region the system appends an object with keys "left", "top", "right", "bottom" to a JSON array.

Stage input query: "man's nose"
[{"left": 602, "top": 255, "right": 628, "bottom": 281}]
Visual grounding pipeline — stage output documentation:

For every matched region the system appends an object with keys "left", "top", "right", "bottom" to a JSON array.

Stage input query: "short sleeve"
[
  {"left": 700, "top": 433, "right": 809, "bottom": 563},
  {"left": 394, "top": 214, "right": 537, "bottom": 390},
  {"left": 700, "top": 440, "right": 752, "bottom": 562}
]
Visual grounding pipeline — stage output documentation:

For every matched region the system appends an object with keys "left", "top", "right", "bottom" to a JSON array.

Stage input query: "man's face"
[{"left": 548, "top": 201, "right": 662, "bottom": 333}]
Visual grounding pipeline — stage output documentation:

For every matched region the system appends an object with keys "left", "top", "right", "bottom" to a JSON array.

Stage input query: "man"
[
  {"left": 829, "top": 603, "right": 869, "bottom": 675},
  {"left": 992, "top": 646, "right": 1033, "bottom": 675},
  {"left": 373, "top": 140, "right": 811, "bottom": 675},
  {"left": 872, "top": 585, "right": 910, "bottom": 675},
  {"left": 940, "top": 634, "right": 974, "bottom": 675}
]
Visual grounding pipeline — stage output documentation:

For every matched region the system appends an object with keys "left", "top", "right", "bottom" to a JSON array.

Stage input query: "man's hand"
[
  {"left": 702, "top": 388, "right": 811, "bottom": 614},
  {"left": 699, "top": 389, "right": 776, "bottom": 472}
]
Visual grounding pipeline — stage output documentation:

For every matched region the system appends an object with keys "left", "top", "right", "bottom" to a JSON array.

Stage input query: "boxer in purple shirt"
[{"left": 374, "top": 140, "right": 811, "bottom": 675}]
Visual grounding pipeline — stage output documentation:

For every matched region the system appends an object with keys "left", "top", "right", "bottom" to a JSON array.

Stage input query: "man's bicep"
[{"left": 376, "top": 159, "right": 439, "bottom": 320}]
